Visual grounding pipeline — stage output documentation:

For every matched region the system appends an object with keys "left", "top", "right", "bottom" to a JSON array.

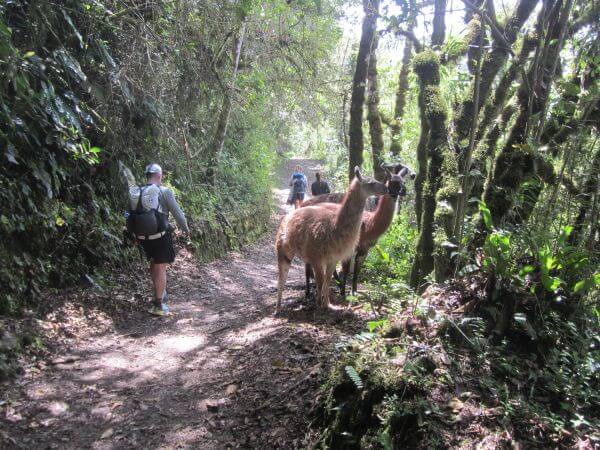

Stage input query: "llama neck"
[
  {"left": 335, "top": 179, "right": 367, "bottom": 233},
  {"left": 368, "top": 194, "right": 396, "bottom": 236}
]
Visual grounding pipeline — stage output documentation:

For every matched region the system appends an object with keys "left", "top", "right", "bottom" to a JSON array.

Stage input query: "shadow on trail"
[{"left": 1, "top": 158, "right": 370, "bottom": 449}]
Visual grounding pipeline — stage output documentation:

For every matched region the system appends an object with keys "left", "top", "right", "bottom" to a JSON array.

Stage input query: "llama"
[
  {"left": 275, "top": 167, "right": 387, "bottom": 315},
  {"left": 303, "top": 163, "right": 416, "bottom": 297}
]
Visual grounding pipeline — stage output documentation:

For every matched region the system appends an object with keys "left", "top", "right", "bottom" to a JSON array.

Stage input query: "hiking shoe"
[{"left": 148, "top": 302, "right": 169, "bottom": 316}]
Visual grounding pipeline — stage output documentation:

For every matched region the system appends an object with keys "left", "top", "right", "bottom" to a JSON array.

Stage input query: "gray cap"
[{"left": 145, "top": 163, "right": 162, "bottom": 174}]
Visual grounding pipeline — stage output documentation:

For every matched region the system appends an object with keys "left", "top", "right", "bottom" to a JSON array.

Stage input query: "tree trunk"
[
  {"left": 570, "top": 141, "right": 600, "bottom": 245},
  {"left": 414, "top": 88, "right": 429, "bottom": 231},
  {"left": 431, "top": 0, "right": 447, "bottom": 47},
  {"left": 209, "top": 20, "right": 246, "bottom": 184},
  {"left": 367, "top": 36, "right": 385, "bottom": 182},
  {"left": 348, "top": 0, "right": 379, "bottom": 181},
  {"left": 413, "top": 0, "right": 446, "bottom": 231},
  {"left": 483, "top": 0, "right": 572, "bottom": 227},
  {"left": 410, "top": 50, "right": 449, "bottom": 289},
  {"left": 453, "top": 0, "right": 538, "bottom": 147},
  {"left": 389, "top": 38, "right": 412, "bottom": 156},
  {"left": 475, "top": 33, "right": 536, "bottom": 144}
]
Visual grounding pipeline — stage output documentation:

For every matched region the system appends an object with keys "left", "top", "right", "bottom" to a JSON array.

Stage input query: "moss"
[
  {"left": 424, "top": 85, "right": 447, "bottom": 123},
  {"left": 413, "top": 49, "right": 441, "bottom": 85}
]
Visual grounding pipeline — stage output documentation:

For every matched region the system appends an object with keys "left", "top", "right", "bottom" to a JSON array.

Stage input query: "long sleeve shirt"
[{"left": 158, "top": 186, "right": 189, "bottom": 233}]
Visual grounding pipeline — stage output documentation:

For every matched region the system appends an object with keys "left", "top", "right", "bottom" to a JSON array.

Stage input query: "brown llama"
[
  {"left": 303, "top": 163, "right": 416, "bottom": 297},
  {"left": 275, "top": 167, "right": 387, "bottom": 315}
]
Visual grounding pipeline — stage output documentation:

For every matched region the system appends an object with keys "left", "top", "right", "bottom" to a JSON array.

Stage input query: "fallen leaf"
[
  {"left": 448, "top": 397, "right": 464, "bottom": 412},
  {"left": 226, "top": 385, "right": 238, "bottom": 396},
  {"left": 100, "top": 428, "right": 113, "bottom": 439}
]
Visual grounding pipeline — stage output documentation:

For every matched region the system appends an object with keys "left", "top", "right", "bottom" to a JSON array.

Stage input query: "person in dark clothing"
[
  {"left": 288, "top": 164, "right": 308, "bottom": 209},
  {"left": 311, "top": 172, "right": 331, "bottom": 196}
]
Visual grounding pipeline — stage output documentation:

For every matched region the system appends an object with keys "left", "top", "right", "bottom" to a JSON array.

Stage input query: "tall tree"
[
  {"left": 367, "top": 36, "right": 385, "bottom": 182},
  {"left": 409, "top": 50, "right": 451, "bottom": 289},
  {"left": 452, "top": 0, "right": 538, "bottom": 148},
  {"left": 348, "top": 0, "right": 379, "bottom": 181},
  {"left": 209, "top": 19, "right": 246, "bottom": 183},
  {"left": 389, "top": 37, "right": 413, "bottom": 157},
  {"left": 483, "top": 0, "right": 573, "bottom": 227}
]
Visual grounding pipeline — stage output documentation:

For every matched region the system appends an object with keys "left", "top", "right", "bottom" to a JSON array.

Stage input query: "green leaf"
[
  {"left": 344, "top": 366, "right": 363, "bottom": 390},
  {"left": 23, "top": 51, "right": 36, "bottom": 58},
  {"left": 478, "top": 201, "right": 493, "bottom": 229},
  {"left": 367, "top": 319, "right": 388, "bottom": 333},
  {"left": 519, "top": 265, "right": 535, "bottom": 277}
]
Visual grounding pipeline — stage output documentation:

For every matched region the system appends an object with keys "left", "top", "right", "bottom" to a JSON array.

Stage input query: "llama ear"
[{"left": 354, "top": 166, "right": 363, "bottom": 181}]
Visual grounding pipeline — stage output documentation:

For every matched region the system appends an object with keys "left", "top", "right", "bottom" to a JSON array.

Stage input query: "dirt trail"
[{"left": 1, "top": 159, "right": 365, "bottom": 449}]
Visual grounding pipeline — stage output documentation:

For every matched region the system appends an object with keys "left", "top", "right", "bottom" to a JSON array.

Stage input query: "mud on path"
[{"left": 1, "top": 159, "right": 367, "bottom": 449}]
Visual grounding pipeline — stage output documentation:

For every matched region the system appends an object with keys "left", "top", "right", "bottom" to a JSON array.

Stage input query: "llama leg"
[
  {"left": 276, "top": 255, "right": 292, "bottom": 315},
  {"left": 340, "top": 258, "right": 351, "bottom": 298},
  {"left": 322, "top": 263, "right": 336, "bottom": 308},
  {"left": 305, "top": 264, "right": 313, "bottom": 299},
  {"left": 312, "top": 263, "right": 325, "bottom": 309},
  {"left": 352, "top": 251, "right": 367, "bottom": 296}
]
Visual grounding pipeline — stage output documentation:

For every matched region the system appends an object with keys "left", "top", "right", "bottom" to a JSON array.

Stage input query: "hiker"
[
  {"left": 311, "top": 171, "right": 331, "bottom": 196},
  {"left": 127, "top": 163, "right": 189, "bottom": 316},
  {"left": 288, "top": 164, "right": 308, "bottom": 209}
]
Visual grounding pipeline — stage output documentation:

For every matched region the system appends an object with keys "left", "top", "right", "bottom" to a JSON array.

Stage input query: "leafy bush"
[{"left": 362, "top": 207, "right": 417, "bottom": 285}]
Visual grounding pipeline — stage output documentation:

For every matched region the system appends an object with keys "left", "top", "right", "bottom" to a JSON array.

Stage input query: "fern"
[{"left": 345, "top": 365, "right": 363, "bottom": 390}]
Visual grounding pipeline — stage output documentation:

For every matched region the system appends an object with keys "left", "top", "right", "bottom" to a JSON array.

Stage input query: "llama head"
[
  {"left": 354, "top": 166, "right": 388, "bottom": 197},
  {"left": 383, "top": 168, "right": 407, "bottom": 199},
  {"left": 383, "top": 162, "right": 416, "bottom": 181}
]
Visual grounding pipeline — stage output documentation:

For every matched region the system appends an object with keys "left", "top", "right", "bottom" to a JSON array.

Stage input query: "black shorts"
[
  {"left": 139, "top": 231, "right": 175, "bottom": 264},
  {"left": 292, "top": 192, "right": 305, "bottom": 202}
]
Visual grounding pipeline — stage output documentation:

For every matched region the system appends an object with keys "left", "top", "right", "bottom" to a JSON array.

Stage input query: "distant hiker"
[
  {"left": 127, "top": 163, "right": 189, "bottom": 316},
  {"left": 288, "top": 164, "right": 308, "bottom": 210},
  {"left": 311, "top": 172, "right": 331, "bottom": 196}
]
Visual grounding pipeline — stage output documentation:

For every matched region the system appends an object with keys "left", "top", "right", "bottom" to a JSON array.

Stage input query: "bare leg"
[
  {"left": 352, "top": 252, "right": 366, "bottom": 296},
  {"left": 294, "top": 198, "right": 301, "bottom": 209},
  {"left": 150, "top": 262, "right": 167, "bottom": 303},
  {"left": 276, "top": 256, "right": 292, "bottom": 315}
]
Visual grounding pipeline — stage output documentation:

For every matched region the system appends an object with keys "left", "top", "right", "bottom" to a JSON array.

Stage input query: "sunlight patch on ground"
[
  {"left": 159, "top": 334, "right": 205, "bottom": 353},
  {"left": 222, "top": 317, "right": 284, "bottom": 346}
]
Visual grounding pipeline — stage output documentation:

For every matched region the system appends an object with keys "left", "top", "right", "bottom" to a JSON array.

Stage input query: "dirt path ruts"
[{"left": 1, "top": 159, "right": 365, "bottom": 449}]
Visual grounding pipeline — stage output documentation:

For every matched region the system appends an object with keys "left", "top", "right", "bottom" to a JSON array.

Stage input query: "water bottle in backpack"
[{"left": 126, "top": 184, "right": 168, "bottom": 237}]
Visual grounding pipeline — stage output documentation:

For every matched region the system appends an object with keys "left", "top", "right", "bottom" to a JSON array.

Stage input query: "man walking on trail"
[
  {"left": 129, "top": 163, "right": 189, "bottom": 316},
  {"left": 288, "top": 164, "right": 308, "bottom": 210},
  {"left": 311, "top": 171, "right": 331, "bottom": 196}
]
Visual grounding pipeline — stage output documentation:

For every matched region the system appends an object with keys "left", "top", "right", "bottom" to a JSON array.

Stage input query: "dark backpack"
[
  {"left": 126, "top": 185, "right": 168, "bottom": 237},
  {"left": 292, "top": 174, "right": 304, "bottom": 193}
]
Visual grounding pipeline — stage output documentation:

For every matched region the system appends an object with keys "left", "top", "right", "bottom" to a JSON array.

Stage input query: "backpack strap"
[{"left": 136, "top": 185, "right": 147, "bottom": 212}]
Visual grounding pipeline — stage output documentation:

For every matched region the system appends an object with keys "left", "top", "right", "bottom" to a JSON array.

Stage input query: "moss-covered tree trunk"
[
  {"left": 452, "top": 0, "right": 538, "bottom": 148},
  {"left": 348, "top": 0, "right": 379, "bottom": 181},
  {"left": 475, "top": 33, "right": 536, "bottom": 144},
  {"left": 483, "top": 0, "right": 572, "bottom": 227},
  {"left": 410, "top": 50, "right": 451, "bottom": 289},
  {"left": 367, "top": 36, "right": 386, "bottom": 182},
  {"left": 389, "top": 37, "right": 413, "bottom": 157}
]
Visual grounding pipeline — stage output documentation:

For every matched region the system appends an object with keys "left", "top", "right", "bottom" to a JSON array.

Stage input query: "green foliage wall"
[{"left": 0, "top": 0, "right": 342, "bottom": 313}]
